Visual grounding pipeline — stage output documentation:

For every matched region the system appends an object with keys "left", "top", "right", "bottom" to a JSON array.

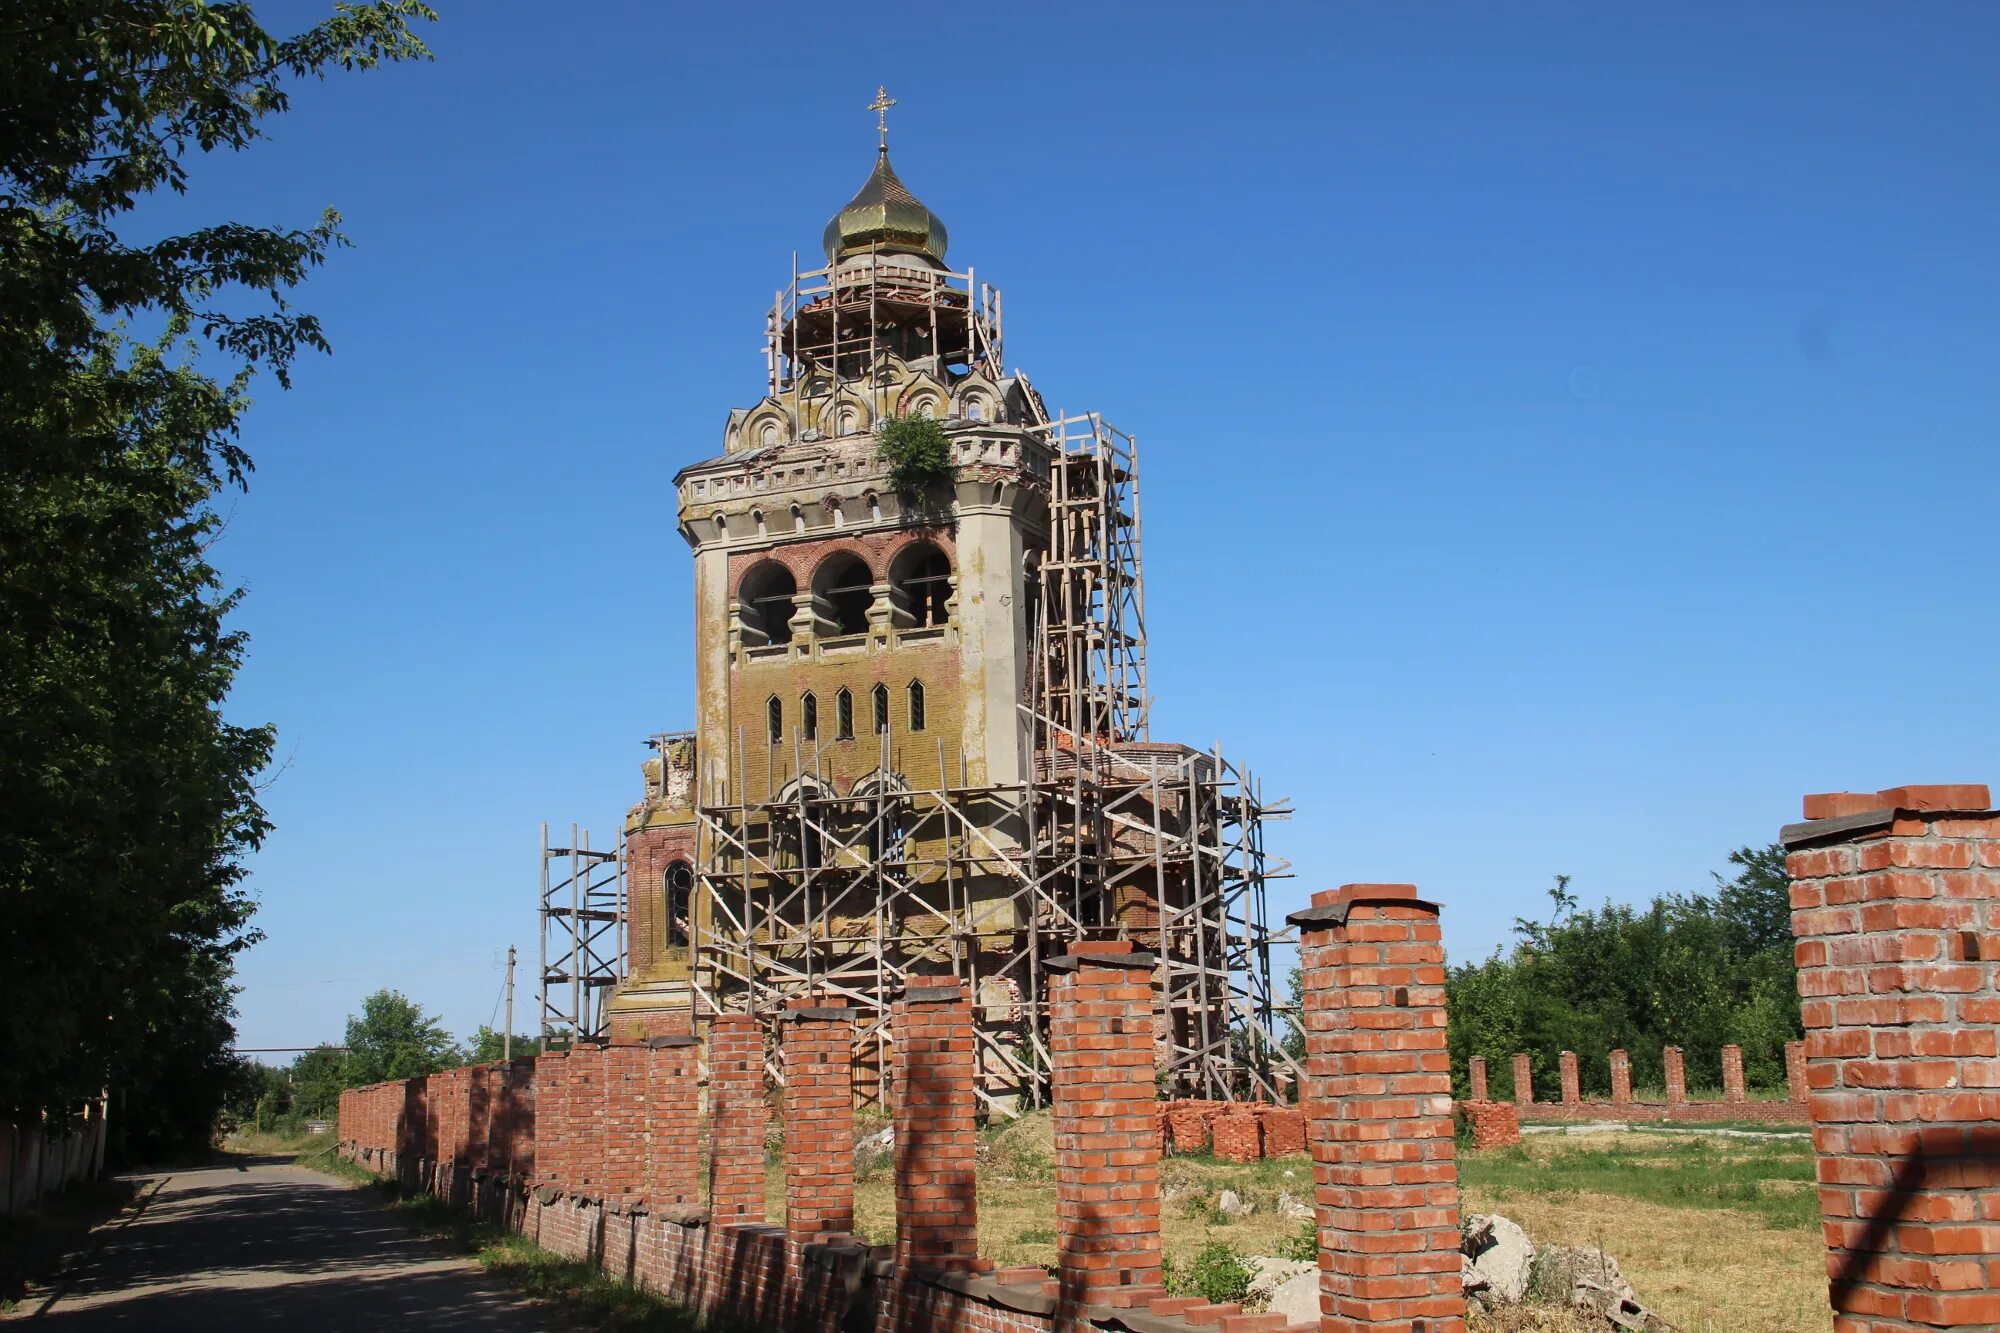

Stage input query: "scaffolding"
[
  {"left": 538, "top": 822, "right": 623, "bottom": 1042},
  {"left": 684, "top": 400, "right": 1299, "bottom": 1109}
]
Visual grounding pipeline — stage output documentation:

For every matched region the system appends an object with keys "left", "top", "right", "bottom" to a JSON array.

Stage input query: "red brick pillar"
[
  {"left": 570, "top": 1045, "right": 606, "bottom": 1196},
  {"left": 1293, "top": 884, "right": 1465, "bottom": 1333},
  {"left": 537, "top": 1051, "right": 571, "bottom": 1187},
  {"left": 1512, "top": 1053, "right": 1533, "bottom": 1106},
  {"left": 1786, "top": 783, "right": 2000, "bottom": 1332},
  {"left": 1467, "top": 1056, "right": 1487, "bottom": 1103},
  {"left": 1721, "top": 1044, "right": 1747, "bottom": 1105},
  {"left": 781, "top": 1004, "right": 855, "bottom": 1245},
  {"left": 892, "top": 982, "right": 979, "bottom": 1273},
  {"left": 1609, "top": 1049, "right": 1632, "bottom": 1106},
  {"left": 1049, "top": 940, "right": 1165, "bottom": 1325},
  {"left": 1784, "top": 1040, "right": 1808, "bottom": 1104},
  {"left": 601, "top": 1043, "right": 648, "bottom": 1208},
  {"left": 1559, "top": 1051, "right": 1580, "bottom": 1105},
  {"left": 646, "top": 1036, "right": 701, "bottom": 1211},
  {"left": 467, "top": 1066, "right": 491, "bottom": 1171},
  {"left": 707, "top": 1013, "right": 766, "bottom": 1224},
  {"left": 509, "top": 1059, "right": 537, "bottom": 1180},
  {"left": 1663, "top": 1046, "right": 1687, "bottom": 1109}
]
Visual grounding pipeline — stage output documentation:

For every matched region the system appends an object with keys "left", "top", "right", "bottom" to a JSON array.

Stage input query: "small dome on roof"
[{"left": 822, "top": 149, "right": 948, "bottom": 266}]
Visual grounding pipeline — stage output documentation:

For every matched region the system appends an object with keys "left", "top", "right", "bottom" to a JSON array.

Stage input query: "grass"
[
  {"left": 1460, "top": 1131, "right": 1828, "bottom": 1333},
  {"left": 1463, "top": 1132, "right": 1818, "bottom": 1231}
]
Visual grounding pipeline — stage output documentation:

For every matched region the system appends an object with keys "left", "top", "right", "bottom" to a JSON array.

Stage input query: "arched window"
[
  {"left": 889, "top": 542, "right": 952, "bottom": 628},
  {"left": 662, "top": 861, "right": 693, "bottom": 951},
  {"left": 812, "top": 551, "right": 874, "bottom": 636},
  {"left": 908, "top": 680, "right": 926, "bottom": 732},
  {"left": 739, "top": 562, "right": 796, "bottom": 646},
  {"left": 767, "top": 696, "right": 783, "bottom": 744},
  {"left": 835, "top": 688, "right": 854, "bottom": 740},
  {"left": 801, "top": 692, "right": 819, "bottom": 742},
  {"left": 872, "top": 683, "right": 890, "bottom": 735}
]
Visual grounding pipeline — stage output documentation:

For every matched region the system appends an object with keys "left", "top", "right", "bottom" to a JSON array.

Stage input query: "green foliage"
[
  {"left": 1163, "top": 1240, "right": 1256, "bottom": 1305},
  {"left": 468, "top": 1026, "right": 543, "bottom": 1063},
  {"left": 874, "top": 412, "right": 955, "bottom": 499},
  {"left": 343, "top": 990, "right": 464, "bottom": 1085},
  {"left": 1447, "top": 846, "right": 1801, "bottom": 1100},
  {"left": 0, "top": 0, "right": 432, "bottom": 1154},
  {"left": 1278, "top": 1215, "right": 1319, "bottom": 1263}
]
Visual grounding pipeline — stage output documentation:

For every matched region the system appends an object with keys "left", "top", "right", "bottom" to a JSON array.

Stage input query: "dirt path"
[{"left": 16, "top": 1155, "right": 551, "bottom": 1330}]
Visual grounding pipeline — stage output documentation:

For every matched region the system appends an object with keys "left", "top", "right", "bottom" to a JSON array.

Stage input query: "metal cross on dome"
[{"left": 869, "top": 85, "right": 896, "bottom": 149}]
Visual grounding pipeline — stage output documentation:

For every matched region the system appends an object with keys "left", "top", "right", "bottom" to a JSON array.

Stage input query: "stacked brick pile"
[
  {"left": 1159, "top": 1098, "right": 1306, "bottom": 1160},
  {"left": 1460, "top": 1100, "right": 1521, "bottom": 1150}
]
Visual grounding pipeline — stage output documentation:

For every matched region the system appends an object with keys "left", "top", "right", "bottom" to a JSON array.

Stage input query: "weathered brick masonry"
[
  {"left": 338, "top": 962, "right": 1335, "bottom": 1333},
  {"left": 1785, "top": 783, "right": 2000, "bottom": 1333},
  {"left": 1500, "top": 1040, "right": 1810, "bottom": 1126},
  {"left": 1292, "top": 883, "right": 1465, "bottom": 1333}
]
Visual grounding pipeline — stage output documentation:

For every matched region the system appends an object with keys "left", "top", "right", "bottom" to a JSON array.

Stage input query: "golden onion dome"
[{"left": 821, "top": 148, "right": 948, "bottom": 266}]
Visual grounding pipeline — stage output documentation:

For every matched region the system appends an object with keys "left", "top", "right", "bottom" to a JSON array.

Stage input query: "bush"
[
  {"left": 1165, "top": 1241, "right": 1255, "bottom": 1305},
  {"left": 875, "top": 412, "right": 955, "bottom": 499},
  {"left": 1279, "top": 1215, "right": 1318, "bottom": 1263}
]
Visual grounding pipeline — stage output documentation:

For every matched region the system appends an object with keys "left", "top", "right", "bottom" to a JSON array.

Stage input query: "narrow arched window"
[
  {"left": 872, "top": 683, "right": 890, "bottom": 735},
  {"left": 908, "top": 680, "right": 926, "bottom": 732},
  {"left": 801, "top": 692, "right": 819, "bottom": 742},
  {"left": 767, "top": 696, "right": 783, "bottom": 744},
  {"left": 662, "top": 861, "right": 693, "bottom": 951},
  {"left": 835, "top": 688, "right": 854, "bottom": 740}
]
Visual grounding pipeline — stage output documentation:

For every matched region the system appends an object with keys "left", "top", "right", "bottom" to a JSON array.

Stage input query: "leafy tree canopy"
[
  {"left": 0, "top": 1, "right": 431, "bottom": 1152},
  {"left": 468, "top": 1026, "right": 542, "bottom": 1063},
  {"left": 342, "top": 990, "right": 463, "bottom": 1086},
  {"left": 1446, "top": 845, "right": 1799, "bottom": 1100}
]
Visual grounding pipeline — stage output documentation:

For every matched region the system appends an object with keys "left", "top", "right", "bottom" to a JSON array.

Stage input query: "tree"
[
  {"left": 0, "top": 2, "right": 432, "bottom": 1152},
  {"left": 288, "top": 1045, "right": 350, "bottom": 1120},
  {"left": 343, "top": 990, "right": 462, "bottom": 1085},
  {"left": 1445, "top": 845, "right": 1803, "bottom": 1100},
  {"left": 468, "top": 1026, "right": 542, "bottom": 1063}
]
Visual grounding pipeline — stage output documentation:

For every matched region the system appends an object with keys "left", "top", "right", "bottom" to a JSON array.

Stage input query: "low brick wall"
[
  {"left": 340, "top": 974, "right": 1323, "bottom": 1333},
  {"left": 1461, "top": 1100, "right": 1522, "bottom": 1150},
  {"left": 1158, "top": 1099, "right": 1306, "bottom": 1160}
]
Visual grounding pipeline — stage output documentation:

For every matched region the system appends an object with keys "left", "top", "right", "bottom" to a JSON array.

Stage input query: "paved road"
[{"left": 18, "top": 1155, "right": 553, "bottom": 1330}]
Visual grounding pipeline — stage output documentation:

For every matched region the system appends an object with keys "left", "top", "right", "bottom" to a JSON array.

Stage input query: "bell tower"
[{"left": 610, "top": 95, "right": 1291, "bottom": 1111}]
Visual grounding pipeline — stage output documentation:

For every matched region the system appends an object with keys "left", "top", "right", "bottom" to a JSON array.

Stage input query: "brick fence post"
[
  {"left": 601, "top": 1043, "right": 648, "bottom": 1209},
  {"left": 647, "top": 1036, "right": 701, "bottom": 1211},
  {"left": 782, "top": 1003, "right": 856, "bottom": 1247},
  {"left": 509, "top": 1058, "right": 537, "bottom": 1181},
  {"left": 467, "top": 1066, "right": 491, "bottom": 1173},
  {"left": 1512, "top": 1053, "right": 1533, "bottom": 1106},
  {"left": 1559, "top": 1051, "right": 1580, "bottom": 1106},
  {"left": 1049, "top": 940, "right": 1165, "bottom": 1327},
  {"left": 1663, "top": 1046, "right": 1687, "bottom": 1109},
  {"left": 1721, "top": 1044, "right": 1747, "bottom": 1105},
  {"left": 538, "top": 1051, "right": 571, "bottom": 1189},
  {"left": 892, "top": 981, "right": 979, "bottom": 1274},
  {"left": 1784, "top": 1040, "right": 1808, "bottom": 1104},
  {"left": 1292, "top": 884, "right": 1465, "bottom": 1333},
  {"left": 1468, "top": 1055, "right": 1487, "bottom": 1103},
  {"left": 1609, "top": 1049, "right": 1631, "bottom": 1107},
  {"left": 570, "top": 1045, "right": 605, "bottom": 1197},
  {"left": 1785, "top": 783, "right": 2000, "bottom": 1332},
  {"left": 707, "top": 1014, "right": 766, "bottom": 1224}
]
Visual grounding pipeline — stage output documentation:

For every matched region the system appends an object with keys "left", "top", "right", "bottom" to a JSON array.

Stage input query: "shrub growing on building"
[{"left": 875, "top": 411, "right": 955, "bottom": 499}]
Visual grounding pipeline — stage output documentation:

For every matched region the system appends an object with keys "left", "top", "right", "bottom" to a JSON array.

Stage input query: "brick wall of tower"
[
  {"left": 1786, "top": 783, "right": 2000, "bottom": 1333},
  {"left": 620, "top": 820, "right": 698, "bottom": 985}
]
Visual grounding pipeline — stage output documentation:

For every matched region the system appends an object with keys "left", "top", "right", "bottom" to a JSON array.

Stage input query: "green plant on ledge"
[{"left": 875, "top": 411, "right": 956, "bottom": 501}]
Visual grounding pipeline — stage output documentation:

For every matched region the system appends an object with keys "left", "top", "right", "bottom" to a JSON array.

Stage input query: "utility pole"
[{"left": 504, "top": 945, "right": 516, "bottom": 1062}]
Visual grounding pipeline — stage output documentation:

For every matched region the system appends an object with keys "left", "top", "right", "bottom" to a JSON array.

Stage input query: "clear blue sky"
[{"left": 200, "top": 2, "right": 1999, "bottom": 1053}]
